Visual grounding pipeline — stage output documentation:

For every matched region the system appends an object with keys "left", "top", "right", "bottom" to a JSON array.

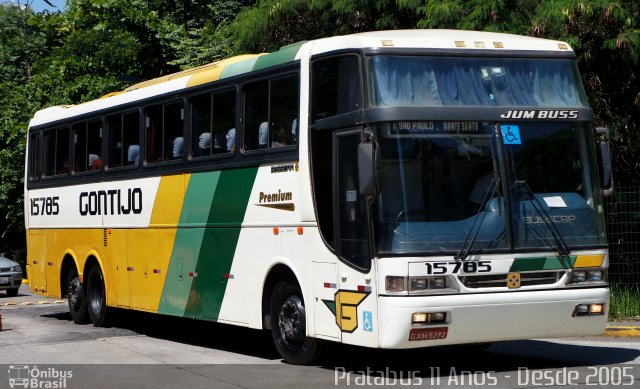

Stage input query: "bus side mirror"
[
  {"left": 358, "top": 142, "right": 377, "bottom": 197},
  {"left": 596, "top": 127, "right": 614, "bottom": 197}
]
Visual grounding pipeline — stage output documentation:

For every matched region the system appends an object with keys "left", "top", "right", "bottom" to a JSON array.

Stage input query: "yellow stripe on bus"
[
  {"left": 150, "top": 174, "right": 191, "bottom": 226},
  {"left": 134, "top": 174, "right": 192, "bottom": 312},
  {"left": 574, "top": 254, "right": 605, "bottom": 268},
  {"left": 186, "top": 54, "right": 264, "bottom": 88}
]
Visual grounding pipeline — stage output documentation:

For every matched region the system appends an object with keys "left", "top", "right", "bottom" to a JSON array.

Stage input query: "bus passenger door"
[
  {"left": 111, "top": 229, "right": 130, "bottom": 308},
  {"left": 334, "top": 128, "right": 378, "bottom": 346},
  {"left": 128, "top": 229, "right": 165, "bottom": 312},
  {"left": 27, "top": 230, "right": 47, "bottom": 295},
  {"left": 334, "top": 128, "right": 372, "bottom": 270},
  {"left": 312, "top": 262, "right": 341, "bottom": 340}
]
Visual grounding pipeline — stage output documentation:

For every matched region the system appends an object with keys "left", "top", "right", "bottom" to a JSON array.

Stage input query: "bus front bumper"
[{"left": 378, "top": 287, "right": 609, "bottom": 349}]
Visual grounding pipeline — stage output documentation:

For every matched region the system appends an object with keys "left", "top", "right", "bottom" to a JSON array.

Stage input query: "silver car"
[{"left": 0, "top": 253, "right": 22, "bottom": 297}]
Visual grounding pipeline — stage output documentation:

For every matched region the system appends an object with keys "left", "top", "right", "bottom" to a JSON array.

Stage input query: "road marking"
[
  {"left": 3, "top": 302, "right": 17, "bottom": 306},
  {"left": 37, "top": 301, "right": 51, "bottom": 305},
  {"left": 21, "top": 302, "right": 34, "bottom": 305},
  {"left": 605, "top": 326, "right": 640, "bottom": 338},
  {"left": 54, "top": 300, "right": 65, "bottom": 304}
]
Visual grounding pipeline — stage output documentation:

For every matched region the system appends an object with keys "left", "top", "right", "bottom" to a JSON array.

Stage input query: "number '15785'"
[
  {"left": 30, "top": 196, "right": 60, "bottom": 216},
  {"left": 425, "top": 261, "right": 492, "bottom": 274}
]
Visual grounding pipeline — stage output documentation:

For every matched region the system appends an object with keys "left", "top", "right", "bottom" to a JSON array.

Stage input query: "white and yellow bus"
[{"left": 25, "top": 30, "right": 613, "bottom": 364}]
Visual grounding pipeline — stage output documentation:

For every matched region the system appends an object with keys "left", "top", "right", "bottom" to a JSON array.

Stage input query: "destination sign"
[{"left": 392, "top": 121, "right": 481, "bottom": 135}]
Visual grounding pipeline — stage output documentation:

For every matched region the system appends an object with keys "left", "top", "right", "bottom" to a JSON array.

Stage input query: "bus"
[{"left": 25, "top": 30, "right": 613, "bottom": 364}]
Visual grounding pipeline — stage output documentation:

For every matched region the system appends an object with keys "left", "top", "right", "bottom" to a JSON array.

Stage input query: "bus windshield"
[
  {"left": 373, "top": 121, "right": 607, "bottom": 255},
  {"left": 367, "top": 56, "right": 589, "bottom": 108}
]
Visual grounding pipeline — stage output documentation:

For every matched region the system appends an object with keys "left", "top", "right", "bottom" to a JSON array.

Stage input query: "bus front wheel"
[
  {"left": 269, "top": 281, "right": 321, "bottom": 365},
  {"left": 86, "top": 265, "right": 109, "bottom": 327},
  {"left": 67, "top": 269, "right": 89, "bottom": 324}
]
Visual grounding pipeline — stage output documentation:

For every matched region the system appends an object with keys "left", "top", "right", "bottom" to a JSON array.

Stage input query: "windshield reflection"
[
  {"left": 368, "top": 56, "right": 589, "bottom": 108},
  {"left": 374, "top": 122, "right": 507, "bottom": 253},
  {"left": 374, "top": 122, "right": 607, "bottom": 255}
]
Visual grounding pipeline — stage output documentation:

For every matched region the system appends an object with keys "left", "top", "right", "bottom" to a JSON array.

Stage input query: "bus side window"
[
  {"left": 43, "top": 127, "right": 70, "bottom": 177},
  {"left": 165, "top": 103, "right": 184, "bottom": 160},
  {"left": 87, "top": 120, "right": 103, "bottom": 171},
  {"left": 270, "top": 76, "right": 298, "bottom": 148},
  {"left": 311, "top": 55, "right": 361, "bottom": 122},
  {"left": 146, "top": 102, "right": 183, "bottom": 163},
  {"left": 212, "top": 89, "right": 236, "bottom": 154},
  {"left": 191, "top": 93, "right": 213, "bottom": 157},
  {"left": 28, "top": 133, "right": 40, "bottom": 181},
  {"left": 145, "top": 105, "right": 162, "bottom": 163},
  {"left": 243, "top": 80, "right": 269, "bottom": 151},
  {"left": 243, "top": 75, "right": 298, "bottom": 151},
  {"left": 107, "top": 112, "right": 140, "bottom": 168},
  {"left": 123, "top": 112, "right": 140, "bottom": 166},
  {"left": 73, "top": 120, "right": 102, "bottom": 172}
]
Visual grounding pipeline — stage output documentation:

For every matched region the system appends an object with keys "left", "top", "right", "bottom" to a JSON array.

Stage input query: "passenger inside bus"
[
  {"left": 173, "top": 136, "right": 184, "bottom": 159},
  {"left": 197, "top": 132, "right": 211, "bottom": 156},
  {"left": 127, "top": 145, "right": 140, "bottom": 166},
  {"left": 226, "top": 128, "right": 236, "bottom": 152},
  {"left": 258, "top": 122, "right": 268, "bottom": 149},
  {"left": 89, "top": 153, "right": 102, "bottom": 170}
]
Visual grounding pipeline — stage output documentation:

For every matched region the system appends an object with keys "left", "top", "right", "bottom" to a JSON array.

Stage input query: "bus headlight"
[
  {"left": 568, "top": 268, "right": 607, "bottom": 285},
  {"left": 410, "top": 277, "right": 428, "bottom": 291},
  {"left": 386, "top": 276, "right": 459, "bottom": 294},
  {"left": 572, "top": 271, "right": 587, "bottom": 283},
  {"left": 431, "top": 277, "right": 447, "bottom": 289},
  {"left": 588, "top": 270, "right": 604, "bottom": 282}
]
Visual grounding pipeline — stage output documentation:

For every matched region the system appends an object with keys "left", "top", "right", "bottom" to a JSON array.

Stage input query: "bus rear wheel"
[
  {"left": 86, "top": 265, "right": 109, "bottom": 327},
  {"left": 269, "top": 281, "right": 321, "bottom": 365},
  {"left": 67, "top": 269, "right": 89, "bottom": 324}
]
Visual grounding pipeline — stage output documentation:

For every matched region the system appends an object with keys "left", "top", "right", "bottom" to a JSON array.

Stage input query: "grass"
[{"left": 608, "top": 283, "right": 640, "bottom": 321}]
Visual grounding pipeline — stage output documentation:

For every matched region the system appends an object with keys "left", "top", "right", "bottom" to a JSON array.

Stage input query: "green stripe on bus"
[
  {"left": 509, "top": 256, "right": 576, "bottom": 272},
  {"left": 160, "top": 171, "right": 220, "bottom": 315},
  {"left": 220, "top": 57, "right": 261, "bottom": 79},
  {"left": 180, "top": 172, "right": 221, "bottom": 226},
  {"left": 251, "top": 41, "right": 305, "bottom": 71},
  {"left": 184, "top": 167, "right": 258, "bottom": 319},
  {"left": 207, "top": 167, "right": 259, "bottom": 225}
]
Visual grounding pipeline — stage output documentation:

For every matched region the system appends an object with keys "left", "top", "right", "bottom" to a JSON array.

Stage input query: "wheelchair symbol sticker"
[
  {"left": 502, "top": 125, "right": 521, "bottom": 145},
  {"left": 363, "top": 311, "right": 373, "bottom": 332}
]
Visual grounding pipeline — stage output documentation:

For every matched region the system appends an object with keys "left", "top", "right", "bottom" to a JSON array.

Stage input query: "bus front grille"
[{"left": 459, "top": 271, "right": 566, "bottom": 289}]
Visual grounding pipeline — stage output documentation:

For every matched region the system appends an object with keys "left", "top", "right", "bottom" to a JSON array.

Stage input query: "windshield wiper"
[
  {"left": 516, "top": 180, "right": 571, "bottom": 256},
  {"left": 455, "top": 178, "right": 497, "bottom": 261}
]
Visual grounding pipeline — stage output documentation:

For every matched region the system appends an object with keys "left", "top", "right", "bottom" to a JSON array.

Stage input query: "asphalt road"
[{"left": 0, "top": 285, "right": 639, "bottom": 389}]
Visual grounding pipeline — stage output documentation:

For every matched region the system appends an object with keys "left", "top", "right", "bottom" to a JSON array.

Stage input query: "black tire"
[
  {"left": 67, "top": 269, "right": 89, "bottom": 324},
  {"left": 86, "top": 265, "right": 109, "bottom": 327},
  {"left": 5, "top": 287, "right": 19, "bottom": 297},
  {"left": 269, "top": 281, "right": 321, "bottom": 365}
]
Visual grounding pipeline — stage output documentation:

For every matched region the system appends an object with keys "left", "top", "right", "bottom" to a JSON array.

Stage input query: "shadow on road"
[
  {"left": 41, "top": 308, "right": 639, "bottom": 372},
  {"left": 43, "top": 308, "right": 280, "bottom": 360}
]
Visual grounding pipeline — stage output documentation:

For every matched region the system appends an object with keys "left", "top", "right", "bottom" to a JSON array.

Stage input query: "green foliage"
[
  {"left": 609, "top": 283, "right": 640, "bottom": 320},
  {"left": 230, "top": 0, "right": 420, "bottom": 53}
]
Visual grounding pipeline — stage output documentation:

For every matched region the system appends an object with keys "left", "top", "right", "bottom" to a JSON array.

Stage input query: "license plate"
[
  {"left": 0, "top": 277, "right": 9, "bottom": 285},
  {"left": 408, "top": 327, "right": 448, "bottom": 341}
]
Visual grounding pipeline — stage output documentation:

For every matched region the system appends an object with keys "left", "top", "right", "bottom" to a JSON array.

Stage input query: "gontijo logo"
[
  {"left": 323, "top": 290, "right": 370, "bottom": 333},
  {"left": 8, "top": 365, "right": 73, "bottom": 388}
]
